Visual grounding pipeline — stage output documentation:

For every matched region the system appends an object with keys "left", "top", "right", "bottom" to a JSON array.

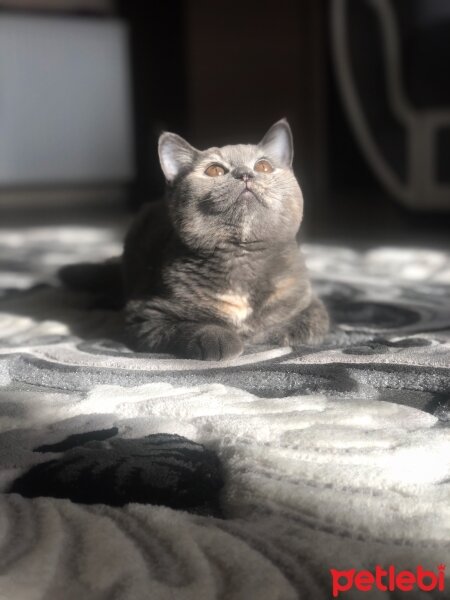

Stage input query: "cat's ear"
[
  {"left": 259, "top": 119, "right": 293, "bottom": 168},
  {"left": 158, "top": 132, "right": 199, "bottom": 182}
]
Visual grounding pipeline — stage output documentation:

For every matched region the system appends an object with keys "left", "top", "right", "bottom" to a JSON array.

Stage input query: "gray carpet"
[{"left": 0, "top": 224, "right": 449, "bottom": 599}]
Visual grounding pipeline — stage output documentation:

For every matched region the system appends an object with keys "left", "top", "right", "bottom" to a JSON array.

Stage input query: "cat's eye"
[
  {"left": 205, "top": 164, "right": 227, "bottom": 177},
  {"left": 254, "top": 159, "right": 273, "bottom": 173}
]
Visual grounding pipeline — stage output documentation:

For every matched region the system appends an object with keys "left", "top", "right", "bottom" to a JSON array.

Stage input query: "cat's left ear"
[
  {"left": 259, "top": 119, "right": 294, "bottom": 168},
  {"left": 158, "top": 132, "right": 199, "bottom": 183}
]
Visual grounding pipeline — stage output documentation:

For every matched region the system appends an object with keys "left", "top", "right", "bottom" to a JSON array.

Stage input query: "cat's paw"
[
  {"left": 282, "top": 297, "right": 329, "bottom": 347},
  {"left": 283, "top": 325, "right": 326, "bottom": 347},
  {"left": 186, "top": 325, "right": 243, "bottom": 361}
]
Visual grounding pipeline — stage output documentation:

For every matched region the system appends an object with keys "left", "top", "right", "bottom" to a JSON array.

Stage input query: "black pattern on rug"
[{"left": 11, "top": 433, "right": 223, "bottom": 516}]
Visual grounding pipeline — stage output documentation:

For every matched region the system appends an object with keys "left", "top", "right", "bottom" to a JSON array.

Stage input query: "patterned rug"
[{"left": 0, "top": 224, "right": 449, "bottom": 599}]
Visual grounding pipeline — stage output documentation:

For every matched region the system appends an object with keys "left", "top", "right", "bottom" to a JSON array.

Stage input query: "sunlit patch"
[
  {"left": 0, "top": 313, "right": 69, "bottom": 342},
  {"left": 383, "top": 443, "right": 450, "bottom": 485}
]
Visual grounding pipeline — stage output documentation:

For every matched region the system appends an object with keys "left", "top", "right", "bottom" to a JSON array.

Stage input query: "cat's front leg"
[
  {"left": 125, "top": 300, "right": 243, "bottom": 360},
  {"left": 278, "top": 296, "right": 329, "bottom": 347}
]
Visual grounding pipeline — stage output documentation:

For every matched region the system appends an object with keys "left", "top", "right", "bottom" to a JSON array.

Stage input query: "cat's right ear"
[
  {"left": 158, "top": 132, "right": 199, "bottom": 183},
  {"left": 259, "top": 119, "right": 294, "bottom": 168}
]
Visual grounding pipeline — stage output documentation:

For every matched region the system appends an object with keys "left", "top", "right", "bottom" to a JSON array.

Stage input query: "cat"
[{"left": 60, "top": 119, "right": 329, "bottom": 360}]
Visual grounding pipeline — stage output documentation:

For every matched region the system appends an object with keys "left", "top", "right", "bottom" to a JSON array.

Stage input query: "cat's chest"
[
  {"left": 170, "top": 250, "right": 302, "bottom": 329},
  {"left": 213, "top": 290, "right": 253, "bottom": 328},
  {"left": 210, "top": 257, "right": 258, "bottom": 327}
]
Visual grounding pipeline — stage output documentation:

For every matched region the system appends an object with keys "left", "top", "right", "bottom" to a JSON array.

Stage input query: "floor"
[{"left": 0, "top": 202, "right": 449, "bottom": 598}]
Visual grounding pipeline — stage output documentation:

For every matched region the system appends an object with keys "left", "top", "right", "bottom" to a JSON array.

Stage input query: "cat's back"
[{"left": 123, "top": 200, "right": 173, "bottom": 297}]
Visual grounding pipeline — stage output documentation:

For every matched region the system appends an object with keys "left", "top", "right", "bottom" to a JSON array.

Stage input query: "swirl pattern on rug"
[{"left": 0, "top": 225, "right": 449, "bottom": 599}]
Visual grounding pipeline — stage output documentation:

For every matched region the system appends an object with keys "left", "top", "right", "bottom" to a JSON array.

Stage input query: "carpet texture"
[{"left": 0, "top": 225, "right": 449, "bottom": 600}]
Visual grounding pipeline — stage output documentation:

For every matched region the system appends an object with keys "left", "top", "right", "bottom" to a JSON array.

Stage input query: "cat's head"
[{"left": 158, "top": 119, "right": 303, "bottom": 250}]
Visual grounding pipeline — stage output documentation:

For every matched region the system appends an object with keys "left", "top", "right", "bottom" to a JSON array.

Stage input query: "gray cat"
[{"left": 61, "top": 119, "right": 329, "bottom": 360}]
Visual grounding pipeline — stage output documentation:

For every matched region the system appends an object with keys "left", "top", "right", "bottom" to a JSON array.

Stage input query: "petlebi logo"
[{"left": 330, "top": 564, "right": 446, "bottom": 597}]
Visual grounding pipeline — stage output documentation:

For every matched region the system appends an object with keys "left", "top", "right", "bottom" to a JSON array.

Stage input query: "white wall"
[{"left": 0, "top": 14, "right": 134, "bottom": 186}]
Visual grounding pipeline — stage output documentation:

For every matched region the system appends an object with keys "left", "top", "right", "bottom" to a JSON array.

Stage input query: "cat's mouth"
[{"left": 237, "top": 186, "right": 263, "bottom": 204}]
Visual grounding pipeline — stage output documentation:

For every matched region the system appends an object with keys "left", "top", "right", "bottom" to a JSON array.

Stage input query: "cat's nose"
[{"left": 232, "top": 168, "right": 255, "bottom": 182}]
